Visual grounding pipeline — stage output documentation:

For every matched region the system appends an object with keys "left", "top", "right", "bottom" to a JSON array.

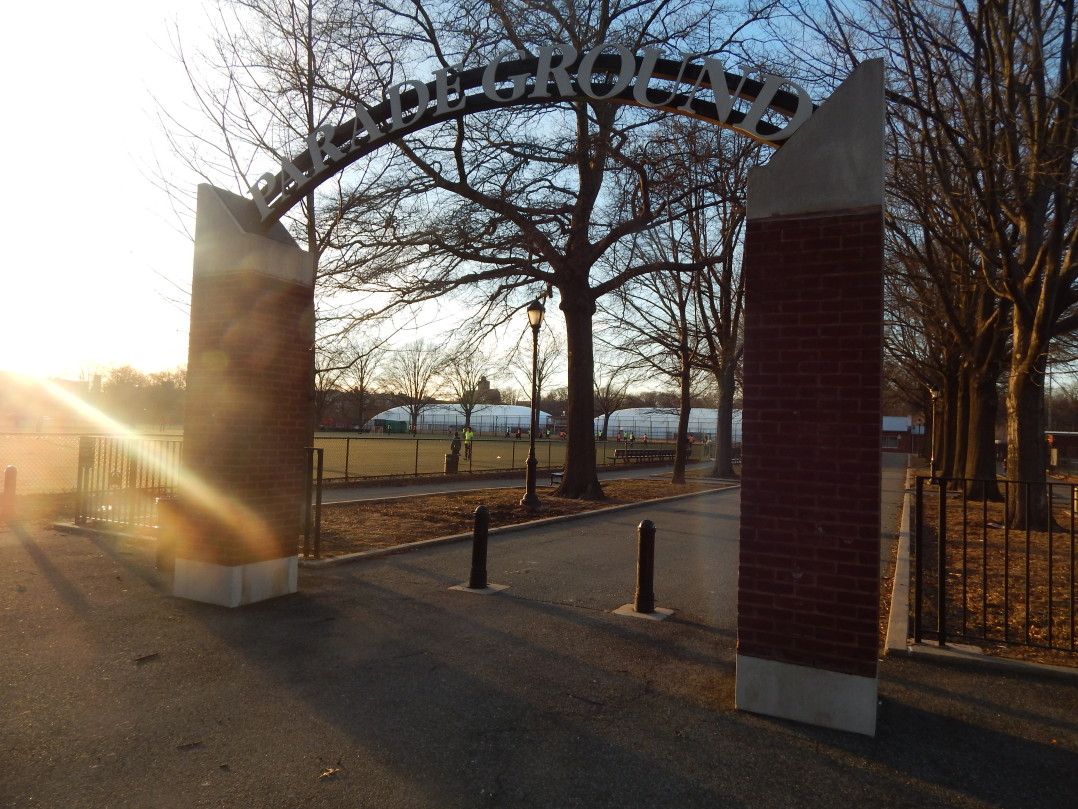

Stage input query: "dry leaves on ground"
[{"left": 313, "top": 478, "right": 725, "bottom": 558}]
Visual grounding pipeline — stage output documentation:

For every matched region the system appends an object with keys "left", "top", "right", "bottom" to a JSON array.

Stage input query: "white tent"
[
  {"left": 366, "top": 403, "right": 553, "bottom": 434},
  {"left": 594, "top": 408, "right": 743, "bottom": 441}
]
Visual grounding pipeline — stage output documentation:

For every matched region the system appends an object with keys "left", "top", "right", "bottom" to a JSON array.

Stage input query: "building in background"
[
  {"left": 594, "top": 408, "right": 743, "bottom": 441},
  {"left": 365, "top": 404, "right": 553, "bottom": 434}
]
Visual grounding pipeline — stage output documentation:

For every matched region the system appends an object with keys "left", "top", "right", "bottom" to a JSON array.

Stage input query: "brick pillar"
[
  {"left": 735, "top": 60, "right": 885, "bottom": 736},
  {"left": 170, "top": 185, "right": 313, "bottom": 607}
]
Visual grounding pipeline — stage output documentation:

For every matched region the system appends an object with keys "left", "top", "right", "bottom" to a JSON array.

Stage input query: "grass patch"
[{"left": 313, "top": 478, "right": 728, "bottom": 558}]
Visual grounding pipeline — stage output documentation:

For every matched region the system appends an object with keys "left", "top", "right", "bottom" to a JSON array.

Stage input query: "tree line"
[{"left": 787, "top": 0, "right": 1076, "bottom": 528}]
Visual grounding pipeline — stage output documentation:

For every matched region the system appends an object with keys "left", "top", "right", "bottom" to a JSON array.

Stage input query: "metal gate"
[{"left": 74, "top": 436, "right": 182, "bottom": 531}]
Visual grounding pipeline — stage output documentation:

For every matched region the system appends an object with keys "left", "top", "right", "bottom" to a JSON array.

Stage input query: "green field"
[
  {"left": 0, "top": 431, "right": 698, "bottom": 494},
  {"left": 311, "top": 434, "right": 698, "bottom": 480}
]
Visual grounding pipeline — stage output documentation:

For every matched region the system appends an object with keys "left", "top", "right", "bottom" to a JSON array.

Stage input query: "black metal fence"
[
  {"left": 74, "top": 435, "right": 183, "bottom": 530},
  {"left": 4, "top": 432, "right": 722, "bottom": 494},
  {"left": 913, "top": 476, "right": 1076, "bottom": 654}
]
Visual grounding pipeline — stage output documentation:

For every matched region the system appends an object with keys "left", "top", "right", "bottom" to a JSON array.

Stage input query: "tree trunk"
[
  {"left": 931, "top": 394, "right": 944, "bottom": 475},
  {"left": 940, "top": 374, "right": 959, "bottom": 478},
  {"left": 601, "top": 412, "right": 611, "bottom": 440},
  {"left": 353, "top": 386, "right": 368, "bottom": 430},
  {"left": 918, "top": 391, "right": 932, "bottom": 461},
  {"left": 557, "top": 292, "right": 603, "bottom": 499},
  {"left": 1006, "top": 358, "right": 1050, "bottom": 529},
  {"left": 711, "top": 362, "right": 737, "bottom": 477},
  {"left": 963, "top": 364, "right": 1003, "bottom": 500},
  {"left": 671, "top": 359, "right": 692, "bottom": 484}
]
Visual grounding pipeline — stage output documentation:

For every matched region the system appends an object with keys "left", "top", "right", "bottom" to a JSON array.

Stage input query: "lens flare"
[{"left": 35, "top": 379, "right": 278, "bottom": 560}]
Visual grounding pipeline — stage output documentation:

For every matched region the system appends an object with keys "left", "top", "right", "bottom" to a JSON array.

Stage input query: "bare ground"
[
  {"left": 312, "top": 478, "right": 725, "bottom": 558},
  {"left": 916, "top": 479, "right": 1077, "bottom": 668}
]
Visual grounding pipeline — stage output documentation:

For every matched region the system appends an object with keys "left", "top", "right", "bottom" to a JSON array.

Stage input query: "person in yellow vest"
[{"left": 463, "top": 426, "right": 474, "bottom": 460}]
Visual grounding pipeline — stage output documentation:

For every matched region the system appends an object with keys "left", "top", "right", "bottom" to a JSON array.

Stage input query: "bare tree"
[
  {"left": 160, "top": 0, "right": 393, "bottom": 440},
  {"left": 682, "top": 127, "right": 756, "bottom": 478},
  {"left": 784, "top": 0, "right": 1078, "bottom": 527},
  {"left": 313, "top": 337, "right": 353, "bottom": 426},
  {"left": 380, "top": 340, "right": 444, "bottom": 430},
  {"left": 602, "top": 254, "right": 702, "bottom": 482},
  {"left": 592, "top": 352, "right": 643, "bottom": 440},
  {"left": 323, "top": 0, "right": 783, "bottom": 498},
  {"left": 444, "top": 345, "right": 504, "bottom": 427},
  {"left": 510, "top": 329, "right": 564, "bottom": 416},
  {"left": 338, "top": 335, "right": 388, "bottom": 429}
]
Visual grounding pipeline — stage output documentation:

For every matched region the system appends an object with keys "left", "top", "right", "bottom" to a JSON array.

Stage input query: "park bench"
[
  {"left": 550, "top": 469, "right": 564, "bottom": 485},
  {"left": 611, "top": 447, "right": 677, "bottom": 464}
]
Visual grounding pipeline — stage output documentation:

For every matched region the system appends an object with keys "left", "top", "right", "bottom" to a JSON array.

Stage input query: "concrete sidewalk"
[{"left": 2, "top": 469, "right": 1076, "bottom": 808}]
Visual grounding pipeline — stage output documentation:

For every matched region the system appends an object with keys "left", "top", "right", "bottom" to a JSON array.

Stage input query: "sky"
[
  {"left": 0, "top": 0, "right": 555, "bottom": 388},
  {"left": 0, "top": 1, "right": 211, "bottom": 381},
  {"left": 0, "top": 1, "right": 588, "bottom": 393}
]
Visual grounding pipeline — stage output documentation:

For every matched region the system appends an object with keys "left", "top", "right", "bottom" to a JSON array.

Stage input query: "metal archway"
[{"left": 249, "top": 46, "right": 817, "bottom": 227}]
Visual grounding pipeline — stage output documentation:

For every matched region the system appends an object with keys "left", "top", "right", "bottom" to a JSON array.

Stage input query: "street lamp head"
[{"left": 527, "top": 299, "right": 545, "bottom": 331}]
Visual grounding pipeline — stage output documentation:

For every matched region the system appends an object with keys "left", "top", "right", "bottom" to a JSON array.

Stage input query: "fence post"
[
  {"left": 634, "top": 519, "right": 656, "bottom": 614},
  {"left": 937, "top": 478, "right": 948, "bottom": 647},
  {"left": 414, "top": 438, "right": 420, "bottom": 476},
  {"left": 313, "top": 448, "right": 324, "bottom": 559},
  {"left": 914, "top": 476, "right": 924, "bottom": 644},
  {"left": 344, "top": 438, "right": 351, "bottom": 484},
  {"left": 76, "top": 436, "right": 94, "bottom": 525},
  {"left": 1, "top": 466, "right": 16, "bottom": 523},
  {"left": 302, "top": 449, "right": 314, "bottom": 559}
]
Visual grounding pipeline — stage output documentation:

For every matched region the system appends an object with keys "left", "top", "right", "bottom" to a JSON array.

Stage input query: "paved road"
[{"left": 2, "top": 458, "right": 1076, "bottom": 809}]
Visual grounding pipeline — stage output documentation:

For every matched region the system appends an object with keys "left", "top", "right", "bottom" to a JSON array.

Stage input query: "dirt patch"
[
  {"left": 312, "top": 479, "right": 727, "bottom": 558},
  {"left": 914, "top": 477, "right": 1077, "bottom": 668}
]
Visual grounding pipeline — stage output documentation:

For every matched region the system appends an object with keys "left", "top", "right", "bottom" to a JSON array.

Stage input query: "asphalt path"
[
  {"left": 320, "top": 461, "right": 721, "bottom": 503},
  {"left": 2, "top": 457, "right": 1076, "bottom": 809}
]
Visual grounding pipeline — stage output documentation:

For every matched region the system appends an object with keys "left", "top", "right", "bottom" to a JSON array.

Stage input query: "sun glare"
[{"left": 35, "top": 379, "right": 273, "bottom": 556}]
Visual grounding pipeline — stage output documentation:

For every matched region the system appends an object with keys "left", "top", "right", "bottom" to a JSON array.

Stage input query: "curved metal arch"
[{"left": 253, "top": 52, "right": 815, "bottom": 229}]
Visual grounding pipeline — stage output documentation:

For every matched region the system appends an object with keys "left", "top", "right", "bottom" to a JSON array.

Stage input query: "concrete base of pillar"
[
  {"left": 735, "top": 654, "right": 878, "bottom": 736},
  {"left": 173, "top": 555, "right": 298, "bottom": 607}
]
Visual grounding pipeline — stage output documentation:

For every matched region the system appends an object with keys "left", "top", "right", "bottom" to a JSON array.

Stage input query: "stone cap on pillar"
[
  {"left": 193, "top": 184, "right": 314, "bottom": 287},
  {"left": 748, "top": 59, "right": 885, "bottom": 220}
]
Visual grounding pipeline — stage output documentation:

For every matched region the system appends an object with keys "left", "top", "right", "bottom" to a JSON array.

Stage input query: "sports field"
[
  {"left": 312, "top": 434, "right": 697, "bottom": 480},
  {"left": 0, "top": 431, "right": 700, "bottom": 494}
]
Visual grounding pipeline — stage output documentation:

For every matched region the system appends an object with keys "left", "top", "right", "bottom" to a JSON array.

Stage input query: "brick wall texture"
[
  {"left": 176, "top": 269, "right": 313, "bottom": 566},
  {"left": 738, "top": 208, "right": 883, "bottom": 680}
]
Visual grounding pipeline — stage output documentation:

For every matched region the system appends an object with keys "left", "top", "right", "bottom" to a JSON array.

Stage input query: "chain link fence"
[
  {"left": 0, "top": 432, "right": 710, "bottom": 496},
  {"left": 1, "top": 433, "right": 88, "bottom": 494},
  {"left": 312, "top": 435, "right": 702, "bottom": 482}
]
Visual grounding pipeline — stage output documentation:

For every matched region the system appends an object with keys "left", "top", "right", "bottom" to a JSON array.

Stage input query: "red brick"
[{"left": 737, "top": 209, "right": 882, "bottom": 680}]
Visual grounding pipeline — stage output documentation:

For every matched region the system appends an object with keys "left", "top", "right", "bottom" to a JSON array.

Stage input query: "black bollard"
[
  {"left": 469, "top": 505, "right": 489, "bottom": 589},
  {"left": 634, "top": 519, "right": 656, "bottom": 614}
]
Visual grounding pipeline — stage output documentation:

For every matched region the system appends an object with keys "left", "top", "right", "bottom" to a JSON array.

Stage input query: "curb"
[
  {"left": 884, "top": 466, "right": 914, "bottom": 653},
  {"left": 882, "top": 464, "right": 1078, "bottom": 679},
  {"left": 300, "top": 484, "right": 739, "bottom": 568},
  {"left": 897, "top": 642, "right": 1078, "bottom": 681},
  {"left": 322, "top": 463, "right": 718, "bottom": 505}
]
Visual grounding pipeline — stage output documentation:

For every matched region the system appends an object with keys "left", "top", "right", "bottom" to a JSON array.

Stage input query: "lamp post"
[
  {"left": 520, "top": 299, "right": 545, "bottom": 510},
  {"left": 928, "top": 387, "right": 939, "bottom": 479}
]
